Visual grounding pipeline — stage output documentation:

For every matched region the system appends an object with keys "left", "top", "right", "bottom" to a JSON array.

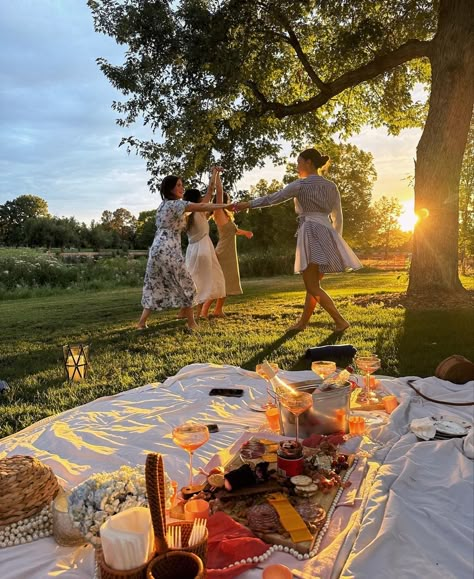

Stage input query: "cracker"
[{"left": 290, "top": 475, "right": 313, "bottom": 486}]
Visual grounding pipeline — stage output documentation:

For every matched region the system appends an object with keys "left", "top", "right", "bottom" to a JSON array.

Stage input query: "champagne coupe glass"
[
  {"left": 354, "top": 354, "right": 381, "bottom": 403},
  {"left": 311, "top": 360, "right": 337, "bottom": 380},
  {"left": 255, "top": 362, "right": 279, "bottom": 409},
  {"left": 278, "top": 390, "right": 313, "bottom": 443},
  {"left": 172, "top": 422, "right": 210, "bottom": 487}
]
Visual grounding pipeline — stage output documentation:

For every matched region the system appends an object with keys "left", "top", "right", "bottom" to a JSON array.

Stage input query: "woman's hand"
[
  {"left": 243, "top": 230, "right": 253, "bottom": 239},
  {"left": 231, "top": 201, "right": 250, "bottom": 212}
]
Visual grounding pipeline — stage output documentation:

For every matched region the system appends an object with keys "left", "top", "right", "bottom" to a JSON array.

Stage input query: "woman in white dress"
[
  {"left": 233, "top": 148, "right": 362, "bottom": 332},
  {"left": 183, "top": 168, "right": 226, "bottom": 318},
  {"left": 137, "top": 175, "right": 230, "bottom": 332}
]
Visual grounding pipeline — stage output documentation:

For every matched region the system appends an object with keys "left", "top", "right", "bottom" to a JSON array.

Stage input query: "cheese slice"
[{"left": 267, "top": 493, "right": 312, "bottom": 543}]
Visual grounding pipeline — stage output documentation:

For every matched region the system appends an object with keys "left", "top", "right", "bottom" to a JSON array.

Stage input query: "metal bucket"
[{"left": 278, "top": 383, "right": 351, "bottom": 437}]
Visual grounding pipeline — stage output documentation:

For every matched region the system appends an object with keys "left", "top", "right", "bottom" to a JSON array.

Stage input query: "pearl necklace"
[{"left": 0, "top": 506, "right": 53, "bottom": 548}]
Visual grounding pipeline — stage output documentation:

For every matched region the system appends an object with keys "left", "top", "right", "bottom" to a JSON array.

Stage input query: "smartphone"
[{"left": 209, "top": 388, "right": 244, "bottom": 398}]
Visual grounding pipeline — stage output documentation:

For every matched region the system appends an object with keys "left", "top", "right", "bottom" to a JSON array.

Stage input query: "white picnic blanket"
[{"left": 0, "top": 365, "right": 472, "bottom": 579}]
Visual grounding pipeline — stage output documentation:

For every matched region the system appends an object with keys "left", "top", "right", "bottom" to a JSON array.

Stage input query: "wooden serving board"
[
  {"left": 213, "top": 437, "right": 355, "bottom": 555},
  {"left": 351, "top": 387, "right": 385, "bottom": 411}
]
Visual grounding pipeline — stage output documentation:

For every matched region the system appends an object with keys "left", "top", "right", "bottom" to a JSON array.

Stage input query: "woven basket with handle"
[
  {"left": 97, "top": 453, "right": 208, "bottom": 579},
  {"left": 0, "top": 455, "right": 59, "bottom": 527}
]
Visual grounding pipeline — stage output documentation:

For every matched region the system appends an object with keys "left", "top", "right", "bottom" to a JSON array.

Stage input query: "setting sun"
[{"left": 398, "top": 200, "right": 419, "bottom": 231}]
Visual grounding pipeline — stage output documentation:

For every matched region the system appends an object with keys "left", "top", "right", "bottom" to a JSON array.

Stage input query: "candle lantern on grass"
[{"left": 63, "top": 344, "right": 89, "bottom": 382}]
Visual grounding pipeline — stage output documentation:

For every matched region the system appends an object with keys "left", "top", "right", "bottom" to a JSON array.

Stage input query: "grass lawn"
[{"left": 1, "top": 272, "right": 473, "bottom": 438}]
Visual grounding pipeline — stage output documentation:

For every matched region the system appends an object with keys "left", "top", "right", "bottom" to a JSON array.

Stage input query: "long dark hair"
[
  {"left": 160, "top": 175, "right": 181, "bottom": 200},
  {"left": 299, "top": 148, "right": 330, "bottom": 170},
  {"left": 183, "top": 188, "right": 202, "bottom": 231}
]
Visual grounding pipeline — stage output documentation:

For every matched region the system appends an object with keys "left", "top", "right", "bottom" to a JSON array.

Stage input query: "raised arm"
[{"left": 202, "top": 167, "right": 218, "bottom": 203}]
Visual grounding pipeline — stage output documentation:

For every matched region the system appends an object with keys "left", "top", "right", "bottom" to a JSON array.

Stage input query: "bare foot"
[
  {"left": 288, "top": 322, "right": 307, "bottom": 332},
  {"left": 186, "top": 323, "right": 199, "bottom": 333},
  {"left": 334, "top": 322, "right": 350, "bottom": 333},
  {"left": 213, "top": 312, "right": 226, "bottom": 318},
  {"left": 136, "top": 323, "right": 148, "bottom": 330}
]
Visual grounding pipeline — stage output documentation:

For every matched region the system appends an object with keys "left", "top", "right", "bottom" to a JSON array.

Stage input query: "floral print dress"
[{"left": 141, "top": 199, "right": 196, "bottom": 310}]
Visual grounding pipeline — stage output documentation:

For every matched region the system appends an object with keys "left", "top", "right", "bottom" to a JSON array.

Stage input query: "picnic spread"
[{"left": 0, "top": 363, "right": 473, "bottom": 578}]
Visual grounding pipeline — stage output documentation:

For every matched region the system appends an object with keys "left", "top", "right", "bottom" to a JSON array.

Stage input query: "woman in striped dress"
[{"left": 233, "top": 148, "right": 362, "bottom": 332}]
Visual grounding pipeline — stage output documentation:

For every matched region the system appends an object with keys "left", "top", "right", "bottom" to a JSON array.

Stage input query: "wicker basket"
[
  {"left": 97, "top": 547, "right": 151, "bottom": 579},
  {"left": 0, "top": 455, "right": 59, "bottom": 527},
  {"left": 147, "top": 551, "right": 204, "bottom": 579}
]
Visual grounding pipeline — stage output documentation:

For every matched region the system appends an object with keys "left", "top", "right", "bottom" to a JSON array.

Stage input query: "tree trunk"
[{"left": 408, "top": 0, "right": 474, "bottom": 296}]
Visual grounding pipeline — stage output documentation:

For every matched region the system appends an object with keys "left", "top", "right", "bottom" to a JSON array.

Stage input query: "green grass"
[{"left": 1, "top": 272, "right": 473, "bottom": 438}]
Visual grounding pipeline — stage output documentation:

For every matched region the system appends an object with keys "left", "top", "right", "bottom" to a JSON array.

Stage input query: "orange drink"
[
  {"left": 383, "top": 395, "right": 399, "bottom": 414},
  {"left": 265, "top": 406, "right": 280, "bottom": 432},
  {"left": 349, "top": 415, "right": 366, "bottom": 435}
]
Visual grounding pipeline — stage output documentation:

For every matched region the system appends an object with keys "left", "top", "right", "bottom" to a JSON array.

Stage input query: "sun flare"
[{"left": 398, "top": 200, "right": 418, "bottom": 232}]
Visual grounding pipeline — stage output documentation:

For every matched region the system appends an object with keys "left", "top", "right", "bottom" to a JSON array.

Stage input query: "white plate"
[{"left": 433, "top": 417, "right": 469, "bottom": 436}]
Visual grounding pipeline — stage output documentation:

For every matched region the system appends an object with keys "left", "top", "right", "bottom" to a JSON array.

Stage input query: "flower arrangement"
[{"left": 68, "top": 465, "right": 173, "bottom": 545}]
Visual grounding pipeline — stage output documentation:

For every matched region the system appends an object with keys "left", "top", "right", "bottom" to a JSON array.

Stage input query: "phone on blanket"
[{"left": 209, "top": 388, "right": 244, "bottom": 398}]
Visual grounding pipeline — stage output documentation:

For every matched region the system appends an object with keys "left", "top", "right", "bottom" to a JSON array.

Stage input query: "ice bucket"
[{"left": 278, "top": 383, "right": 351, "bottom": 437}]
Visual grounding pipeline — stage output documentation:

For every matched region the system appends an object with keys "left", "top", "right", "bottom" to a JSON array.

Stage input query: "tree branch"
[
  {"left": 248, "top": 39, "right": 432, "bottom": 118},
  {"left": 277, "top": 14, "right": 328, "bottom": 92}
]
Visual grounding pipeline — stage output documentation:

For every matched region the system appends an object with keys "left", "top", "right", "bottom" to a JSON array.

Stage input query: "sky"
[{"left": 0, "top": 0, "right": 422, "bottom": 226}]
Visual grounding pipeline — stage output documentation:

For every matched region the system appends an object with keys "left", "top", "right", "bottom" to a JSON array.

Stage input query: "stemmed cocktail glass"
[
  {"left": 278, "top": 390, "right": 313, "bottom": 444},
  {"left": 354, "top": 354, "right": 381, "bottom": 404},
  {"left": 172, "top": 422, "right": 210, "bottom": 488},
  {"left": 255, "top": 362, "right": 279, "bottom": 410},
  {"left": 311, "top": 361, "right": 337, "bottom": 380}
]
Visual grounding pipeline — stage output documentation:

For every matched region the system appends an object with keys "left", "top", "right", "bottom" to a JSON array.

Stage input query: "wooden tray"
[
  {"left": 212, "top": 437, "right": 355, "bottom": 555},
  {"left": 350, "top": 388, "right": 385, "bottom": 411}
]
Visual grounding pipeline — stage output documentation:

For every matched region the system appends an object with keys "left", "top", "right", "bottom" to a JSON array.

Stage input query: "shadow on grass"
[
  {"left": 395, "top": 307, "right": 474, "bottom": 377},
  {"left": 241, "top": 330, "right": 300, "bottom": 370}
]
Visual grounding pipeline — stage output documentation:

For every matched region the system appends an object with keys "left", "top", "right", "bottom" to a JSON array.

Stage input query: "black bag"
[{"left": 305, "top": 344, "right": 357, "bottom": 362}]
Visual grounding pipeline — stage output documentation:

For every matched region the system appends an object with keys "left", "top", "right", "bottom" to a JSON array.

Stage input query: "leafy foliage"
[{"left": 87, "top": 0, "right": 434, "bottom": 189}]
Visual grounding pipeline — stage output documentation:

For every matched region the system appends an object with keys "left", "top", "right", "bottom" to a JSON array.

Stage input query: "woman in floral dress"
[
  {"left": 233, "top": 148, "right": 362, "bottom": 332},
  {"left": 137, "top": 175, "right": 230, "bottom": 331}
]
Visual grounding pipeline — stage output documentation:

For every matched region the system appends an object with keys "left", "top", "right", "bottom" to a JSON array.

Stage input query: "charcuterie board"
[{"left": 211, "top": 437, "right": 356, "bottom": 556}]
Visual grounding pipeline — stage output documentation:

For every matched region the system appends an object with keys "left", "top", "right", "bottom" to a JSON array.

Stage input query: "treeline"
[{"left": 0, "top": 142, "right": 417, "bottom": 255}]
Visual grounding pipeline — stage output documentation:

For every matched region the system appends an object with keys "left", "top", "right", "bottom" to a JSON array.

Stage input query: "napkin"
[
  {"left": 206, "top": 512, "right": 269, "bottom": 579},
  {"left": 463, "top": 428, "right": 474, "bottom": 459},
  {"left": 410, "top": 417, "right": 436, "bottom": 440},
  {"left": 100, "top": 507, "right": 155, "bottom": 570}
]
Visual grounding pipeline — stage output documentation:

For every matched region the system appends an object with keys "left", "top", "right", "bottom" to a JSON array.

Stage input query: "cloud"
[{"left": 0, "top": 0, "right": 158, "bottom": 223}]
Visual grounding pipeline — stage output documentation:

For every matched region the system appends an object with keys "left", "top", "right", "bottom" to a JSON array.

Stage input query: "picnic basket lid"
[{"left": 0, "top": 455, "right": 60, "bottom": 527}]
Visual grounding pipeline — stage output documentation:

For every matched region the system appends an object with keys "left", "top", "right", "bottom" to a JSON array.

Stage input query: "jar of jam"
[{"left": 277, "top": 440, "right": 304, "bottom": 478}]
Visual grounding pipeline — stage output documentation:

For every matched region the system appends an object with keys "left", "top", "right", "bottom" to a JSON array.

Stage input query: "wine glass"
[
  {"left": 172, "top": 422, "right": 210, "bottom": 487},
  {"left": 354, "top": 354, "right": 381, "bottom": 404},
  {"left": 278, "top": 390, "right": 313, "bottom": 443},
  {"left": 311, "top": 360, "right": 336, "bottom": 380},
  {"left": 255, "top": 362, "right": 279, "bottom": 409}
]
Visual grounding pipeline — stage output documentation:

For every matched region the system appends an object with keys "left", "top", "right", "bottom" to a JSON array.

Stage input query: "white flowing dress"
[
  {"left": 250, "top": 175, "right": 362, "bottom": 273},
  {"left": 185, "top": 212, "right": 226, "bottom": 304}
]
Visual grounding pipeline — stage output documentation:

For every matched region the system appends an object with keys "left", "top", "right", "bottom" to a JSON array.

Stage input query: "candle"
[
  {"left": 184, "top": 499, "right": 209, "bottom": 521},
  {"left": 265, "top": 406, "right": 280, "bottom": 432},
  {"left": 66, "top": 354, "right": 85, "bottom": 381},
  {"left": 383, "top": 395, "right": 399, "bottom": 414},
  {"left": 334, "top": 408, "right": 347, "bottom": 432}
]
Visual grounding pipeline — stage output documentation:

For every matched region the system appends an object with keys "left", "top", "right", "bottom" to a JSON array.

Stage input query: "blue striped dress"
[{"left": 249, "top": 175, "right": 362, "bottom": 273}]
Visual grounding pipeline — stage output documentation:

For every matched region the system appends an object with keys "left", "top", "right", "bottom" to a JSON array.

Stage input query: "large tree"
[
  {"left": 0, "top": 195, "right": 49, "bottom": 245},
  {"left": 88, "top": 0, "right": 474, "bottom": 296}
]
